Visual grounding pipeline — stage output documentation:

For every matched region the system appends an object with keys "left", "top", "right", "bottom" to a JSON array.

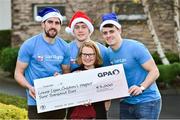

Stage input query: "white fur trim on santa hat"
[
  {"left": 67, "top": 17, "right": 94, "bottom": 36},
  {"left": 65, "top": 27, "right": 72, "bottom": 35},
  {"left": 100, "top": 20, "right": 121, "bottom": 31},
  {"left": 36, "top": 12, "right": 63, "bottom": 24}
]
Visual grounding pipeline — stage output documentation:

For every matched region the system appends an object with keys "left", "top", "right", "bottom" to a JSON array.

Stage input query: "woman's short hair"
[{"left": 76, "top": 41, "right": 103, "bottom": 67}]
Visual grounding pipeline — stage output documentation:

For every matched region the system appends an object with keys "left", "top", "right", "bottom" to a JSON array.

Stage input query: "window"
[
  {"left": 111, "top": 1, "right": 146, "bottom": 21},
  {"left": 33, "top": 4, "right": 66, "bottom": 22}
]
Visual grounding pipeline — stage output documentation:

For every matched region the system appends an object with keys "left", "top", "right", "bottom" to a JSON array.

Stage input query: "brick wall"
[{"left": 11, "top": 0, "right": 177, "bottom": 53}]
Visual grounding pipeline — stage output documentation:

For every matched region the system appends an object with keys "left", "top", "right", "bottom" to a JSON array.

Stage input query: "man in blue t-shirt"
[
  {"left": 14, "top": 7, "right": 70, "bottom": 119},
  {"left": 65, "top": 11, "right": 109, "bottom": 71},
  {"left": 99, "top": 13, "right": 161, "bottom": 119}
]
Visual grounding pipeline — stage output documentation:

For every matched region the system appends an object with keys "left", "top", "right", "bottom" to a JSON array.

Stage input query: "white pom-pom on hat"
[
  {"left": 65, "top": 27, "right": 72, "bottom": 35},
  {"left": 35, "top": 16, "right": 42, "bottom": 22}
]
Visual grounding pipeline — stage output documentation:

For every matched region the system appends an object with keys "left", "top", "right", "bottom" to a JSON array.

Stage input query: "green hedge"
[
  {"left": 0, "top": 30, "right": 11, "bottom": 50},
  {"left": 152, "top": 52, "right": 180, "bottom": 64},
  {"left": 0, "top": 103, "right": 27, "bottom": 119},
  {"left": 157, "top": 62, "right": 180, "bottom": 87},
  {"left": 0, "top": 47, "right": 19, "bottom": 76}
]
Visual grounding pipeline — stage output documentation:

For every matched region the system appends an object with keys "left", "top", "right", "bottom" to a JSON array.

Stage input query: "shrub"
[
  {"left": 157, "top": 62, "right": 180, "bottom": 87},
  {"left": 0, "top": 47, "right": 19, "bottom": 75},
  {"left": 152, "top": 52, "right": 180, "bottom": 64},
  {"left": 166, "top": 52, "right": 180, "bottom": 63},
  {"left": 0, "top": 30, "right": 11, "bottom": 50},
  {"left": 152, "top": 52, "right": 162, "bottom": 64},
  {"left": 0, "top": 103, "right": 27, "bottom": 119}
]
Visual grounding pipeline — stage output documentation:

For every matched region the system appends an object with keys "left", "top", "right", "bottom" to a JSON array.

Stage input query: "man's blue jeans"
[{"left": 120, "top": 99, "right": 162, "bottom": 119}]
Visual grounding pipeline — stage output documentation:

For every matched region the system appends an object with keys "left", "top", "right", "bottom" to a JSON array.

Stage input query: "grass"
[{"left": 0, "top": 92, "right": 27, "bottom": 109}]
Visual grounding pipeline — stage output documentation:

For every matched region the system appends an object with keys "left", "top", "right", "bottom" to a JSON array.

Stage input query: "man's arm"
[
  {"left": 139, "top": 59, "right": 159, "bottom": 89},
  {"left": 14, "top": 60, "right": 35, "bottom": 99},
  {"left": 129, "top": 59, "right": 159, "bottom": 96},
  {"left": 62, "top": 64, "right": 70, "bottom": 74}
]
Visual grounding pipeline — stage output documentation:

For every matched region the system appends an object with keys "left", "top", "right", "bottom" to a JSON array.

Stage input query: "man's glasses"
[{"left": 81, "top": 53, "right": 95, "bottom": 58}]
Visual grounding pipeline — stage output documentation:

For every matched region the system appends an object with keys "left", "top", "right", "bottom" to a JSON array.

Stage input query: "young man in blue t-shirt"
[
  {"left": 99, "top": 12, "right": 162, "bottom": 119},
  {"left": 14, "top": 7, "right": 70, "bottom": 119},
  {"left": 65, "top": 11, "right": 109, "bottom": 71},
  {"left": 65, "top": 10, "right": 111, "bottom": 116}
]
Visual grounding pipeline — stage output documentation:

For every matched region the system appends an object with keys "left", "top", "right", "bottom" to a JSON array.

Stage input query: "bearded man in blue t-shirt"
[
  {"left": 99, "top": 12, "right": 162, "bottom": 119},
  {"left": 14, "top": 7, "right": 70, "bottom": 119}
]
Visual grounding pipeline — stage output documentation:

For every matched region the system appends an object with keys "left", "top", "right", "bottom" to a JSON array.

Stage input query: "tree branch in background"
[{"left": 141, "top": 0, "right": 170, "bottom": 65}]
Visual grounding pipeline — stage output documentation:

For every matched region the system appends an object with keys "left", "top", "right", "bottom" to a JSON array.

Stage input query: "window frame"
[
  {"left": 33, "top": 4, "right": 66, "bottom": 22},
  {"left": 111, "top": 2, "right": 147, "bottom": 21}
]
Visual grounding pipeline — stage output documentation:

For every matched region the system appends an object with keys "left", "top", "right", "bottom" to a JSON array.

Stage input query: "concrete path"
[{"left": 0, "top": 77, "right": 26, "bottom": 97}]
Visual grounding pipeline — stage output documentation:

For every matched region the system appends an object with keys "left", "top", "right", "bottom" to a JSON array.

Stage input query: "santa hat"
[
  {"left": 99, "top": 12, "right": 121, "bottom": 31},
  {"left": 65, "top": 11, "right": 94, "bottom": 35},
  {"left": 35, "top": 7, "right": 63, "bottom": 24}
]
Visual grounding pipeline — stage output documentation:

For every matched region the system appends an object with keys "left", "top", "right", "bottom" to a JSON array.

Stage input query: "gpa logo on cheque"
[
  {"left": 97, "top": 69, "right": 120, "bottom": 78},
  {"left": 96, "top": 69, "right": 120, "bottom": 92}
]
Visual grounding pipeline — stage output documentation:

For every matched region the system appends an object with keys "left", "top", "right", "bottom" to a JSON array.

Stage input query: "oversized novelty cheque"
[{"left": 34, "top": 64, "right": 129, "bottom": 113}]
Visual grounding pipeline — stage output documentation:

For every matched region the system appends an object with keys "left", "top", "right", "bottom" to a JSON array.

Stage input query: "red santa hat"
[{"left": 65, "top": 11, "right": 94, "bottom": 36}]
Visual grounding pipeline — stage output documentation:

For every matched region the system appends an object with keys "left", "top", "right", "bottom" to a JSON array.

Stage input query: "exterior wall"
[
  {"left": 148, "top": 0, "right": 176, "bottom": 52},
  {"left": 11, "top": 0, "right": 66, "bottom": 46},
  {"left": 11, "top": 0, "right": 177, "bottom": 53}
]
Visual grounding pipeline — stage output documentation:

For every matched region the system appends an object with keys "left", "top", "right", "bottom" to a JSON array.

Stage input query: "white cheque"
[{"left": 34, "top": 64, "right": 129, "bottom": 113}]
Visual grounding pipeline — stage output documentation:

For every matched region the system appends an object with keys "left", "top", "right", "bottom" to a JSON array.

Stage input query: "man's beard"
[{"left": 45, "top": 28, "right": 58, "bottom": 38}]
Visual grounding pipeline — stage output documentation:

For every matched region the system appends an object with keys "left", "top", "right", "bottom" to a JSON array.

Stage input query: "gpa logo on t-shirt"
[{"left": 37, "top": 55, "right": 44, "bottom": 61}]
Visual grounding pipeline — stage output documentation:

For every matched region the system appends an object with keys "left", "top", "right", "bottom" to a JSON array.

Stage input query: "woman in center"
[{"left": 67, "top": 41, "right": 107, "bottom": 119}]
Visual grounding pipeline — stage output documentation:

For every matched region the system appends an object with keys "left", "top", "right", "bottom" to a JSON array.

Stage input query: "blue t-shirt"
[
  {"left": 108, "top": 39, "right": 161, "bottom": 104},
  {"left": 69, "top": 40, "right": 109, "bottom": 71},
  {"left": 18, "top": 33, "right": 70, "bottom": 105}
]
